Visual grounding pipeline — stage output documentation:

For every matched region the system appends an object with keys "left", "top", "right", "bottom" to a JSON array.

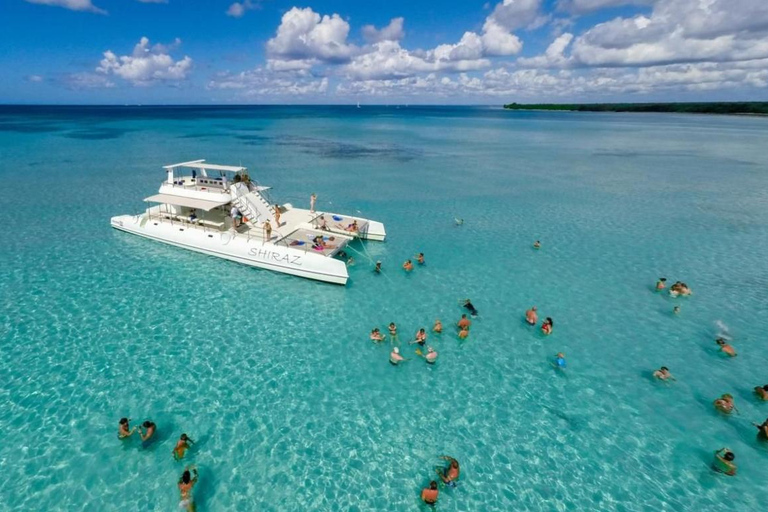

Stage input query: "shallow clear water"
[{"left": 1, "top": 106, "right": 768, "bottom": 511}]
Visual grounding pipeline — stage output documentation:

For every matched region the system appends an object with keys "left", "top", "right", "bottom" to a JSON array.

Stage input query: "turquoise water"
[{"left": 1, "top": 106, "right": 768, "bottom": 511}]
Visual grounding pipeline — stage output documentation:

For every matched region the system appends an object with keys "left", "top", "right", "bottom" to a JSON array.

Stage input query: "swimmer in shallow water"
[
  {"left": 374, "top": 261, "right": 382, "bottom": 273},
  {"left": 370, "top": 328, "right": 385, "bottom": 342},
  {"left": 139, "top": 420, "right": 156, "bottom": 446},
  {"left": 673, "top": 306, "right": 680, "bottom": 315},
  {"left": 754, "top": 385, "right": 768, "bottom": 401},
  {"left": 410, "top": 328, "right": 427, "bottom": 346},
  {"left": 653, "top": 366, "right": 675, "bottom": 381},
  {"left": 553, "top": 352, "right": 566, "bottom": 369},
  {"left": 421, "top": 480, "right": 439, "bottom": 505},
  {"left": 118, "top": 417, "right": 136, "bottom": 439},
  {"left": 533, "top": 240, "right": 541, "bottom": 249},
  {"left": 389, "top": 346, "right": 406, "bottom": 365},
  {"left": 458, "top": 326, "right": 469, "bottom": 339},
  {"left": 425, "top": 346, "right": 438, "bottom": 364},
  {"left": 173, "top": 434, "right": 194, "bottom": 460},
  {"left": 656, "top": 277, "right": 667, "bottom": 291},
  {"left": 388, "top": 322, "right": 398, "bottom": 339},
  {"left": 436, "top": 456, "right": 460, "bottom": 486},
  {"left": 541, "top": 317, "right": 553, "bottom": 335},
  {"left": 716, "top": 338, "right": 737, "bottom": 357},
  {"left": 458, "top": 314, "right": 471, "bottom": 330},
  {"left": 178, "top": 465, "right": 198, "bottom": 511},
  {"left": 712, "top": 448, "right": 736, "bottom": 476},
  {"left": 403, "top": 260, "right": 414, "bottom": 272},
  {"left": 463, "top": 299, "right": 478, "bottom": 317},
  {"left": 525, "top": 306, "right": 538, "bottom": 326},
  {"left": 753, "top": 418, "right": 768, "bottom": 440},
  {"left": 714, "top": 394, "right": 738, "bottom": 414},
  {"left": 417, "top": 253, "right": 425, "bottom": 265},
  {"left": 432, "top": 319, "right": 442, "bottom": 333}
]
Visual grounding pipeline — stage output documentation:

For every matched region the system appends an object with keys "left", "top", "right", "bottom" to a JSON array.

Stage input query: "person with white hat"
[{"left": 390, "top": 346, "right": 406, "bottom": 365}]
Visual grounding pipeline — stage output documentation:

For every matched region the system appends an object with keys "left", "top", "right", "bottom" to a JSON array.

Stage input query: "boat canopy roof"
[
  {"left": 144, "top": 193, "right": 230, "bottom": 211},
  {"left": 163, "top": 160, "right": 246, "bottom": 173}
]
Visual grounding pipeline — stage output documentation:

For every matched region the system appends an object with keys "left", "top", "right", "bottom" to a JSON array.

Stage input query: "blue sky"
[{"left": 1, "top": 0, "right": 767, "bottom": 104}]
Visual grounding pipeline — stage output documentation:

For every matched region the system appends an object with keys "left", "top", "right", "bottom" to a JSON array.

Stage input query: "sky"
[{"left": 1, "top": 0, "right": 767, "bottom": 104}]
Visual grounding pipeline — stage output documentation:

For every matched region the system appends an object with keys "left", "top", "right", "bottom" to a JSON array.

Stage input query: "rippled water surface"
[{"left": 1, "top": 106, "right": 768, "bottom": 511}]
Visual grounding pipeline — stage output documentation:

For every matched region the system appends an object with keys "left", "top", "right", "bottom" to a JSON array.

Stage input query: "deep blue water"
[{"left": 1, "top": 105, "right": 768, "bottom": 511}]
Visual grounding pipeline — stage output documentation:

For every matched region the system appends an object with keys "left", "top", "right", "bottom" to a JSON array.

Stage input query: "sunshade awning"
[{"left": 144, "top": 194, "right": 229, "bottom": 211}]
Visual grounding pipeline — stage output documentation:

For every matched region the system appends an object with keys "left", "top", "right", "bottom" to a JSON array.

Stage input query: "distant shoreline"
[{"left": 502, "top": 102, "right": 768, "bottom": 116}]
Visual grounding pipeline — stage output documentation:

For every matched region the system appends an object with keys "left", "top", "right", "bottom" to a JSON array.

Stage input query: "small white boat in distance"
[{"left": 110, "top": 160, "right": 386, "bottom": 285}]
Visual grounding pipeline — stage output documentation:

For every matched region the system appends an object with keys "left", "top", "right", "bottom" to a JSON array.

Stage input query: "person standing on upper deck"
[
  {"left": 263, "top": 219, "right": 272, "bottom": 242},
  {"left": 273, "top": 204, "right": 281, "bottom": 226}
]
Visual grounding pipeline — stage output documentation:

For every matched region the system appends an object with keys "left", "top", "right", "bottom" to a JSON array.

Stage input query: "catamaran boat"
[{"left": 110, "top": 160, "right": 386, "bottom": 285}]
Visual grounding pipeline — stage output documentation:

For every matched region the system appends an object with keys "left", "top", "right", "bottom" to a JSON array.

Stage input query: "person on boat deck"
[
  {"left": 318, "top": 215, "right": 329, "bottom": 231},
  {"left": 525, "top": 306, "right": 538, "bottom": 326},
  {"left": 188, "top": 209, "right": 198, "bottom": 224},
  {"left": 389, "top": 346, "right": 406, "bottom": 365},
  {"left": 656, "top": 277, "right": 667, "bottom": 291},
  {"left": 653, "top": 366, "right": 675, "bottom": 381},
  {"left": 754, "top": 385, "right": 768, "bottom": 401},
  {"left": 118, "top": 417, "right": 136, "bottom": 439},
  {"left": 753, "top": 418, "right": 768, "bottom": 440},
  {"left": 370, "top": 328, "right": 385, "bottom": 342},
  {"left": 173, "top": 434, "right": 194, "bottom": 460},
  {"left": 178, "top": 465, "right": 198, "bottom": 511},
  {"left": 346, "top": 220, "right": 359, "bottom": 232},
  {"left": 541, "top": 317, "right": 553, "bottom": 335},
  {"left": 139, "top": 420, "right": 156, "bottom": 446},
  {"left": 714, "top": 394, "right": 737, "bottom": 414},
  {"left": 374, "top": 261, "right": 382, "bottom": 273},
  {"left": 463, "top": 299, "right": 478, "bottom": 317},
  {"left": 273, "top": 204, "right": 281, "bottom": 226},
  {"left": 263, "top": 220, "right": 272, "bottom": 242},
  {"left": 417, "top": 253, "right": 425, "bottom": 265},
  {"left": 230, "top": 206, "right": 242, "bottom": 228},
  {"left": 713, "top": 448, "right": 736, "bottom": 476},
  {"left": 436, "top": 456, "right": 460, "bottom": 486},
  {"left": 433, "top": 319, "right": 442, "bottom": 333},
  {"left": 716, "top": 338, "right": 737, "bottom": 357},
  {"left": 458, "top": 314, "right": 471, "bottom": 330},
  {"left": 403, "top": 260, "right": 414, "bottom": 271},
  {"left": 310, "top": 193, "right": 317, "bottom": 213},
  {"left": 421, "top": 480, "right": 439, "bottom": 505}
]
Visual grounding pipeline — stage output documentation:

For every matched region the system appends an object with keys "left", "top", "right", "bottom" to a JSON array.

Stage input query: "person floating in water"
[
  {"left": 416, "top": 253, "right": 425, "bottom": 265},
  {"left": 173, "top": 434, "right": 195, "bottom": 460},
  {"left": 753, "top": 418, "right": 768, "bottom": 440},
  {"left": 370, "top": 328, "right": 385, "bottom": 342},
  {"left": 669, "top": 281, "right": 692, "bottom": 297},
  {"left": 410, "top": 328, "right": 427, "bottom": 346},
  {"left": 388, "top": 322, "right": 398, "bottom": 339},
  {"left": 436, "top": 456, "right": 460, "bottom": 486},
  {"left": 553, "top": 352, "right": 566, "bottom": 369},
  {"left": 533, "top": 240, "right": 541, "bottom": 249},
  {"left": 118, "top": 418, "right": 136, "bottom": 439},
  {"left": 403, "top": 259, "right": 414, "bottom": 272},
  {"left": 424, "top": 346, "right": 438, "bottom": 364},
  {"left": 656, "top": 277, "right": 667, "bottom": 291},
  {"left": 653, "top": 367, "right": 675, "bottom": 381},
  {"left": 178, "top": 465, "right": 199, "bottom": 511},
  {"left": 716, "top": 338, "right": 737, "bottom": 357},
  {"left": 673, "top": 306, "right": 680, "bottom": 315},
  {"left": 374, "top": 261, "right": 382, "bottom": 273},
  {"left": 432, "top": 319, "right": 442, "bottom": 333},
  {"left": 714, "top": 394, "right": 738, "bottom": 414},
  {"left": 458, "top": 314, "right": 471, "bottom": 331},
  {"left": 139, "top": 420, "right": 156, "bottom": 447},
  {"left": 525, "top": 306, "right": 538, "bottom": 326},
  {"left": 463, "top": 299, "right": 478, "bottom": 317},
  {"left": 541, "top": 317, "right": 553, "bottom": 335},
  {"left": 421, "top": 480, "right": 439, "bottom": 505},
  {"left": 390, "top": 346, "right": 406, "bottom": 365},
  {"left": 712, "top": 448, "right": 736, "bottom": 476},
  {"left": 458, "top": 326, "right": 469, "bottom": 339},
  {"left": 454, "top": 218, "right": 463, "bottom": 226},
  {"left": 346, "top": 256, "right": 355, "bottom": 267},
  {"left": 754, "top": 385, "right": 768, "bottom": 401}
]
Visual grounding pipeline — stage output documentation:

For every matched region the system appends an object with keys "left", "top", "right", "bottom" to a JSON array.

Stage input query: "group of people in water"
[
  {"left": 118, "top": 418, "right": 198, "bottom": 510},
  {"left": 650, "top": 277, "right": 768, "bottom": 477}
]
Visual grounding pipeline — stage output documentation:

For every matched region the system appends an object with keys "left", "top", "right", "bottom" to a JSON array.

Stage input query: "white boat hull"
[{"left": 110, "top": 214, "right": 349, "bottom": 285}]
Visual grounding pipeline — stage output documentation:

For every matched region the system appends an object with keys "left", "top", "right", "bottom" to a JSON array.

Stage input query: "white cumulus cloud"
[
  {"left": 362, "top": 17, "right": 405, "bottom": 43},
  {"left": 266, "top": 7, "right": 355, "bottom": 63},
  {"left": 226, "top": 0, "right": 260, "bottom": 18},
  {"left": 96, "top": 37, "right": 192, "bottom": 85},
  {"left": 557, "top": 0, "right": 655, "bottom": 15},
  {"left": 25, "top": 0, "right": 106, "bottom": 14}
]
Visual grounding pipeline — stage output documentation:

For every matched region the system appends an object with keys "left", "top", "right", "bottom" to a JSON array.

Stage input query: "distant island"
[{"left": 502, "top": 102, "right": 768, "bottom": 115}]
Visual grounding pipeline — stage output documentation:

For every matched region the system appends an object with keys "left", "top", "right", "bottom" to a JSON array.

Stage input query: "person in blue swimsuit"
[{"left": 553, "top": 353, "right": 566, "bottom": 369}]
